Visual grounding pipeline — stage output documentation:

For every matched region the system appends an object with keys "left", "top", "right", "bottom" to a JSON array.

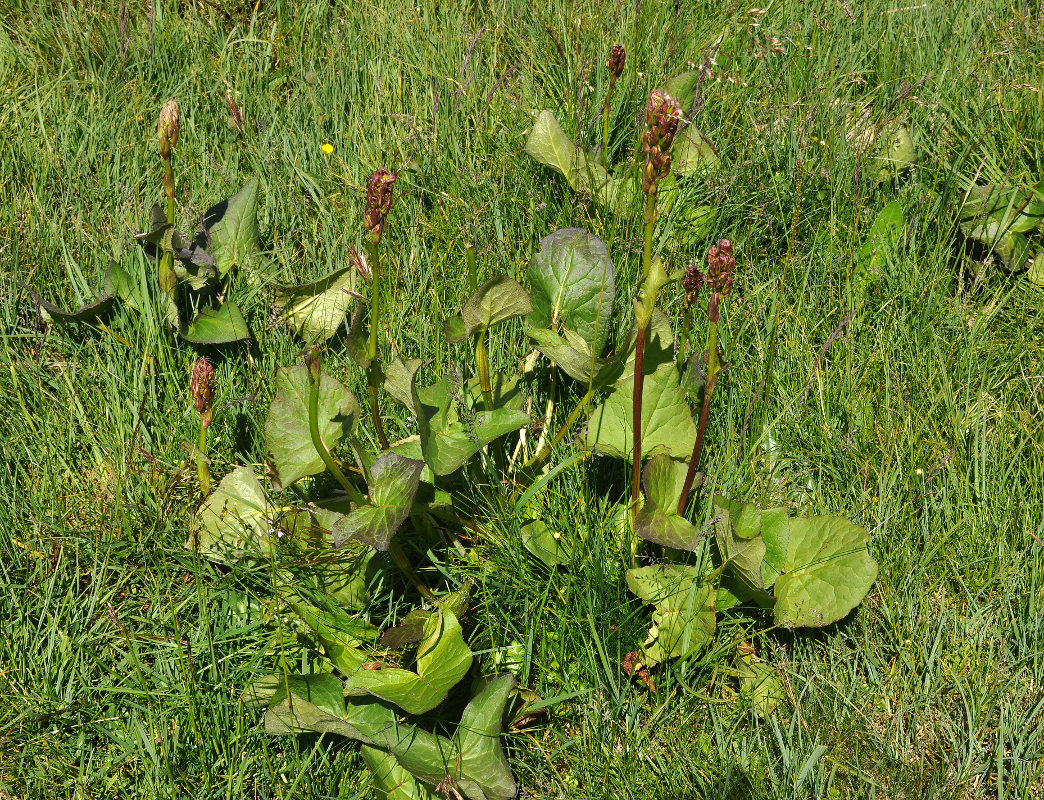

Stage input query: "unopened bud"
[
  {"left": 682, "top": 264, "right": 705, "bottom": 308},
  {"left": 608, "top": 44, "right": 626, "bottom": 80},
  {"left": 191, "top": 356, "right": 215, "bottom": 427},
  {"left": 706, "top": 239, "right": 735, "bottom": 322},
  {"left": 645, "top": 90, "right": 682, "bottom": 150},
  {"left": 363, "top": 169, "right": 397, "bottom": 240},
  {"left": 157, "top": 99, "right": 181, "bottom": 160}
]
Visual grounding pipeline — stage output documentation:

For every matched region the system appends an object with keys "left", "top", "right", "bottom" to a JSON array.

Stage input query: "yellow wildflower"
[{"left": 321, "top": 143, "right": 334, "bottom": 155}]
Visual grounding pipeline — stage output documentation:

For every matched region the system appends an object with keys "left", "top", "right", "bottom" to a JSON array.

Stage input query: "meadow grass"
[{"left": 1, "top": 0, "right": 1042, "bottom": 797}]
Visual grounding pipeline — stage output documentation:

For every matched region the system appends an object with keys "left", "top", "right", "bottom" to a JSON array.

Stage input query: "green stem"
[
  {"left": 601, "top": 78, "right": 616, "bottom": 169},
  {"left": 631, "top": 193, "right": 657, "bottom": 520},
  {"left": 308, "top": 359, "right": 367, "bottom": 506},
  {"left": 475, "top": 326, "right": 506, "bottom": 475},
  {"left": 158, "top": 154, "right": 177, "bottom": 300},
  {"left": 388, "top": 538, "right": 437, "bottom": 603},
  {"left": 197, "top": 421, "right": 211, "bottom": 498},
  {"left": 678, "top": 319, "right": 721, "bottom": 515},
  {"left": 515, "top": 385, "right": 595, "bottom": 491},
  {"left": 365, "top": 236, "right": 390, "bottom": 450}
]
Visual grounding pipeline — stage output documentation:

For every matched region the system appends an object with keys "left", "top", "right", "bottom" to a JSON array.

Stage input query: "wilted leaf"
[
  {"left": 332, "top": 452, "right": 424, "bottom": 550},
  {"left": 342, "top": 609, "right": 472, "bottom": 714},
  {"left": 527, "top": 228, "right": 615, "bottom": 356},
  {"left": 264, "top": 365, "right": 360, "bottom": 491}
]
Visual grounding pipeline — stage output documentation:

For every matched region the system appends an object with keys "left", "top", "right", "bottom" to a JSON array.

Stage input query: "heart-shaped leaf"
[
  {"left": 586, "top": 364, "right": 696, "bottom": 461},
  {"left": 188, "top": 467, "right": 273, "bottom": 560},
  {"left": 527, "top": 228, "right": 615, "bottom": 356},
  {"left": 773, "top": 513, "right": 877, "bottom": 628},
  {"left": 201, "top": 177, "right": 261, "bottom": 276},
  {"left": 342, "top": 609, "right": 473, "bottom": 714},
  {"left": 264, "top": 365, "right": 360, "bottom": 491},
  {"left": 180, "top": 302, "right": 251, "bottom": 344},
  {"left": 274, "top": 266, "right": 360, "bottom": 342},
  {"left": 332, "top": 452, "right": 424, "bottom": 550},
  {"left": 413, "top": 377, "right": 529, "bottom": 475},
  {"left": 525, "top": 111, "right": 625, "bottom": 205},
  {"left": 872, "top": 124, "right": 916, "bottom": 184},
  {"left": 626, "top": 564, "right": 715, "bottom": 666},
  {"left": 634, "top": 455, "right": 702, "bottom": 550},
  {"left": 462, "top": 275, "right": 533, "bottom": 336}
]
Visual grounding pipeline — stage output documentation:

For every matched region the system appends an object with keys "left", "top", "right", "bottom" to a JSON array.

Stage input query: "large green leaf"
[
  {"left": 274, "top": 266, "right": 359, "bottom": 342},
  {"left": 342, "top": 609, "right": 472, "bottom": 714},
  {"left": 452, "top": 674, "right": 517, "bottom": 800},
  {"left": 384, "top": 358, "right": 424, "bottom": 414},
  {"left": 626, "top": 564, "right": 715, "bottom": 666},
  {"left": 187, "top": 467, "right": 273, "bottom": 560},
  {"left": 852, "top": 200, "right": 903, "bottom": 292},
  {"left": 361, "top": 746, "right": 438, "bottom": 800},
  {"left": 872, "top": 124, "right": 916, "bottom": 184},
  {"left": 959, "top": 182, "right": 1044, "bottom": 270},
  {"left": 413, "top": 377, "right": 529, "bottom": 475},
  {"left": 735, "top": 652, "right": 784, "bottom": 718},
  {"left": 264, "top": 365, "right": 360, "bottom": 491},
  {"left": 462, "top": 275, "right": 533, "bottom": 336},
  {"left": 521, "top": 519, "right": 571, "bottom": 566},
  {"left": 713, "top": 497, "right": 790, "bottom": 592},
  {"left": 634, "top": 455, "right": 702, "bottom": 550},
  {"left": 290, "top": 602, "right": 377, "bottom": 675},
  {"left": 773, "top": 514, "right": 878, "bottom": 628},
  {"left": 179, "top": 302, "right": 251, "bottom": 344},
  {"left": 526, "top": 228, "right": 615, "bottom": 356},
  {"left": 331, "top": 452, "right": 424, "bottom": 550},
  {"left": 265, "top": 674, "right": 396, "bottom": 744},
  {"left": 586, "top": 364, "right": 696, "bottom": 461},
  {"left": 202, "top": 177, "right": 261, "bottom": 276},
  {"left": 528, "top": 326, "right": 624, "bottom": 389},
  {"left": 662, "top": 71, "right": 699, "bottom": 110},
  {"left": 671, "top": 125, "right": 719, "bottom": 178}
]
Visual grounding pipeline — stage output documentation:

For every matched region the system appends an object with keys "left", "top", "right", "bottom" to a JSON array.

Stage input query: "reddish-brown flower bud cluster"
[
  {"left": 682, "top": 263, "right": 705, "bottom": 308},
  {"left": 706, "top": 239, "right": 735, "bottom": 322},
  {"left": 363, "top": 169, "right": 396, "bottom": 239},
  {"left": 642, "top": 91, "right": 682, "bottom": 195},
  {"left": 608, "top": 44, "right": 625, "bottom": 80},
  {"left": 191, "top": 356, "right": 215, "bottom": 426},
  {"left": 157, "top": 99, "right": 181, "bottom": 160}
]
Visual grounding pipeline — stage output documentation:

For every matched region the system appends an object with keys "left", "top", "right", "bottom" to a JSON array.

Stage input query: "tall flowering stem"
[
  {"left": 307, "top": 347, "right": 367, "bottom": 507},
  {"left": 363, "top": 169, "right": 396, "bottom": 451},
  {"left": 157, "top": 99, "right": 180, "bottom": 301},
  {"left": 631, "top": 91, "right": 681, "bottom": 519},
  {"left": 678, "top": 240, "right": 734, "bottom": 514},
  {"left": 678, "top": 263, "right": 705, "bottom": 366},
  {"left": 601, "top": 44, "right": 625, "bottom": 167},
  {"left": 191, "top": 356, "right": 214, "bottom": 497}
]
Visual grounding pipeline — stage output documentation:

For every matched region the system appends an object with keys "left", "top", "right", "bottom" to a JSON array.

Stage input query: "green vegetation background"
[{"left": 1, "top": 0, "right": 1041, "bottom": 797}]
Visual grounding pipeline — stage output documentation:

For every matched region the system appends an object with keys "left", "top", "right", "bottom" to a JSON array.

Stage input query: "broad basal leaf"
[
  {"left": 773, "top": 513, "right": 877, "bottom": 628},
  {"left": 274, "top": 266, "right": 360, "bottom": 342},
  {"left": 852, "top": 200, "right": 903, "bottom": 291},
  {"left": 384, "top": 358, "right": 424, "bottom": 414},
  {"left": 662, "top": 71, "right": 699, "bottom": 111},
  {"left": 525, "top": 111, "right": 626, "bottom": 209},
  {"left": 361, "top": 746, "right": 438, "bottom": 800},
  {"left": 290, "top": 602, "right": 376, "bottom": 675},
  {"left": 342, "top": 609, "right": 472, "bottom": 714},
  {"left": 202, "top": 176, "right": 261, "bottom": 276},
  {"left": 959, "top": 182, "right": 1044, "bottom": 270},
  {"left": 527, "top": 228, "right": 615, "bottom": 355},
  {"left": 452, "top": 674, "right": 517, "bottom": 800},
  {"left": 332, "top": 452, "right": 424, "bottom": 550},
  {"left": 586, "top": 363, "right": 696, "bottom": 461},
  {"left": 528, "top": 326, "right": 622, "bottom": 388},
  {"left": 265, "top": 365, "right": 360, "bottom": 491},
  {"left": 462, "top": 275, "right": 533, "bottom": 336},
  {"left": 626, "top": 564, "right": 715, "bottom": 666},
  {"left": 180, "top": 301, "right": 251, "bottom": 344},
  {"left": 634, "top": 455, "right": 702, "bottom": 550},
  {"left": 188, "top": 467, "right": 273, "bottom": 560},
  {"left": 713, "top": 497, "right": 789, "bottom": 592},
  {"left": 735, "top": 653, "right": 784, "bottom": 718},
  {"left": 413, "top": 377, "right": 529, "bottom": 476},
  {"left": 671, "top": 125, "right": 719, "bottom": 178},
  {"left": 872, "top": 124, "right": 916, "bottom": 184}
]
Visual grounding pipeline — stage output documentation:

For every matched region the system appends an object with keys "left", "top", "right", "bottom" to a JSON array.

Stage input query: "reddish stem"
[
  {"left": 678, "top": 368, "right": 719, "bottom": 516},
  {"left": 631, "top": 325, "right": 647, "bottom": 518}
]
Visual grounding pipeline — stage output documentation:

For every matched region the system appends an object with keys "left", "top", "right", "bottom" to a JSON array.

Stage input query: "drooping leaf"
[
  {"left": 528, "top": 326, "right": 622, "bottom": 388},
  {"left": 27, "top": 282, "right": 116, "bottom": 324},
  {"left": 332, "top": 452, "right": 424, "bottom": 550},
  {"left": 384, "top": 358, "right": 424, "bottom": 414},
  {"left": 671, "top": 126, "right": 719, "bottom": 178},
  {"left": 412, "top": 377, "right": 529, "bottom": 475},
  {"left": 342, "top": 609, "right": 473, "bottom": 714},
  {"left": 264, "top": 365, "right": 360, "bottom": 491},
  {"left": 361, "top": 746, "right": 439, "bottom": 800},
  {"left": 201, "top": 177, "right": 261, "bottom": 276},
  {"left": 586, "top": 364, "right": 696, "bottom": 461},
  {"left": 461, "top": 275, "right": 533, "bottom": 336},
  {"left": 103, "top": 261, "right": 144, "bottom": 311},
  {"left": 290, "top": 602, "right": 376, "bottom": 674},
  {"left": 773, "top": 513, "right": 878, "bottom": 628},
  {"left": 188, "top": 467, "right": 273, "bottom": 560},
  {"left": 274, "top": 266, "right": 360, "bottom": 342},
  {"left": 180, "top": 302, "right": 251, "bottom": 344},
  {"left": 525, "top": 111, "right": 628, "bottom": 209},
  {"left": 521, "top": 519, "right": 571, "bottom": 566},
  {"left": 452, "top": 674, "right": 517, "bottom": 800},
  {"left": 265, "top": 674, "right": 395, "bottom": 744},
  {"left": 634, "top": 455, "right": 702, "bottom": 550},
  {"left": 626, "top": 564, "right": 715, "bottom": 666},
  {"left": 527, "top": 228, "right": 615, "bottom": 356}
]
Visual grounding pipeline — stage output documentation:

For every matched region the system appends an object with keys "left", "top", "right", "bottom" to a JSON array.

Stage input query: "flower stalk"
[
  {"left": 157, "top": 99, "right": 180, "bottom": 301},
  {"left": 678, "top": 240, "right": 734, "bottom": 514},
  {"left": 631, "top": 91, "right": 681, "bottom": 518},
  {"left": 191, "top": 356, "right": 214, "bottom": 497},
  {"left": 307, "top": 347, "right": 367, "bottom": 507},
  {"left": 601, "top": 44, "right": 625, "bottom": 167},
  {"left": 363, "top": 169, "right": 396, "bottom": 451}
]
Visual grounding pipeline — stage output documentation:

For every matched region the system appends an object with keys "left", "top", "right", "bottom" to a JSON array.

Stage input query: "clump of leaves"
[{"left": 958, "top": 179, "right": 1044, "bottom": 281}]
